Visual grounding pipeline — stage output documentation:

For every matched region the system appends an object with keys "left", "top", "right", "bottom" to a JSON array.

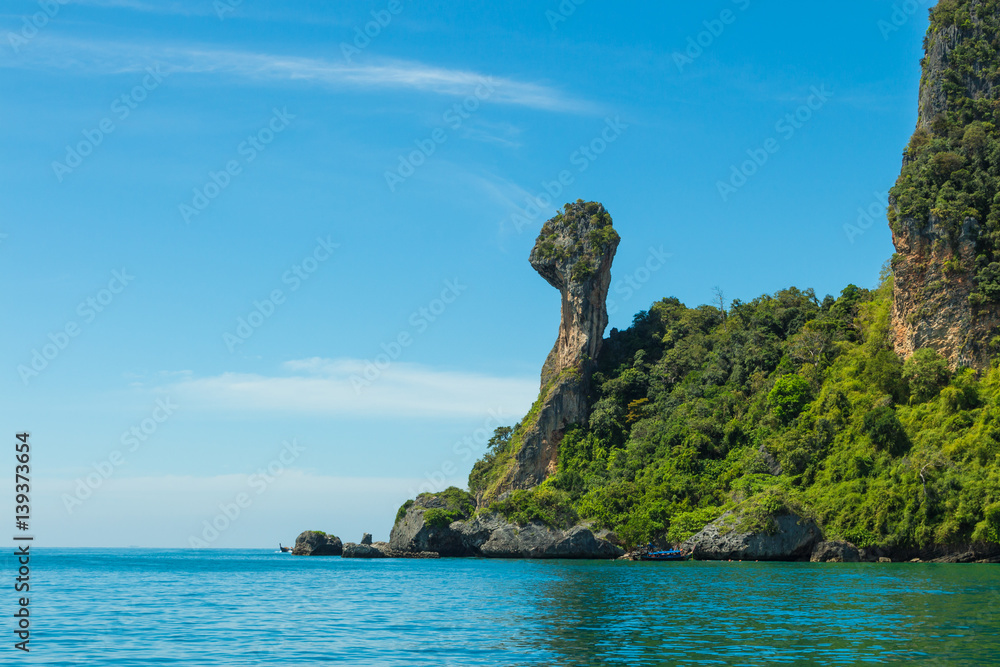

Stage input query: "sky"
[{"left": 1, "top": 0, "right": 930, "bottom": 547}]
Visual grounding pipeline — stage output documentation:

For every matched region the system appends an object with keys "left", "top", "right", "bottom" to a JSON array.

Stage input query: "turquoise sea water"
[{"left": 11, "top": 549, "right": 1000, "bottom": 665}]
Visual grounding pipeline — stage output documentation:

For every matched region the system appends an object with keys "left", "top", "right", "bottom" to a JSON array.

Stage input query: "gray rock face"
[
  {"left": 503, "top": 375, "right": 590, "bottom": 494},
  {"left": 342, "top": 541, "right": 440, "bottom": 559},
  {"left": 291, "top": 531, "right": 343, "bottom": 556},
  {"left": 810, "top": 541, "right": 861, "bottom": 563},
  {"left": 758, "top": 444, "right": 782, "bottom": 476},
  {"left": 891, "top": 6, "right": 1000, "bottom": 370},
  {"left": 682, "top": 512, "right": 822, "bottom": 562},
  {"left": 529, "top": 201, "right": 621, "bottom": 388},
  {"left": 390, "top": 505, "right": 622, "bottom": 559},
  {"left": 457, "top": 512, "right": 623, "bottom": 559},
  {"left": 342, "top": 542, "right": 387, "bottom": 558},
  {"left": 361, "top": 533, "right": 373, "bottom": 545},
  {"left": 860, "top": 542, "right": 1000, "bottom": 563},
  {"left": 389, "top": 493, "right": 475, "bottom": 556}
]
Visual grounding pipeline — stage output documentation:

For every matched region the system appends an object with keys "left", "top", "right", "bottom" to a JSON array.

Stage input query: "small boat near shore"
[
  {"left": 639, "top": 549, "right": 689, "bottom": 562},
  {"left": 278, "top": 544, "right": 291, "bottom": 553}
]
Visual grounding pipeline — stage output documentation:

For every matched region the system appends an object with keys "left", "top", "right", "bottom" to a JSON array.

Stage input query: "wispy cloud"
[
  {"left": 459, "top": 119, "right": 524, "bottom": 148},
  {"left": 5, "top": 36, "right": 597, "bottom": 113},
  {"left": 457, "top": 171, "right": 552, "bottom": 232},
  {"left": 68, "top": 0, "right": 197, "bottom": 14},
  {"left": 163, "top": 357, "right": 536, "bottom": 419}
]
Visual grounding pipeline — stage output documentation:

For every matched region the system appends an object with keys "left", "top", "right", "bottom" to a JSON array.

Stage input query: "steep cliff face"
[
  {"left": 530, "top": 202, "right": 620, "bottom": 388},
  {"left": 890, "top": 0, "right": 1000, "bottom": 369},
  {"left": 486, "top": 201, "right": 619, "bottom": 498}
]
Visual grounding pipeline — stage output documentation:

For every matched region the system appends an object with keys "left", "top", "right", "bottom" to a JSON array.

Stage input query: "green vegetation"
[
  {"left": 469, "top": 374, "right": 559, "bottom": 500},
  {"left": 534, "top": 200, "right": 620, "bottom": 272},
  {"left": 471, "top": 276, "right": 1000, "bottom": 550},
  {"left": 488, "top": 484, "right": 578, "bottom": 529},
  {"left": 423, "top": 509, "right": 460, "bottom": 528},
  {"left": 396, "top": 487, "right": 476, "bottom": 528},
  {"left": 889, "top": 0, "right": 1000, "bottom": 303},
  {"left": 469, "top": 366, "right": 587, "bottom": 501},
  {"left": 462, "top": 4, "right": 1000, "bottom": 549},
  {"left": 395, "top": 500, "right": 414, "bottom": 525}
]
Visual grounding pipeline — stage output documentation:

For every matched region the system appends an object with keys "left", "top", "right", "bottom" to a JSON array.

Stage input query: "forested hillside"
[
  {"left": 461, "top": 0, "right": 1000, "bottom": 553},
  {"left": 471, "top": 273, "right": 1000, "bottom": 550}
]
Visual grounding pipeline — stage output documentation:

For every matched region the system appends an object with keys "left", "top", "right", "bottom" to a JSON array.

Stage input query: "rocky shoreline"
[{"left": 292, "top": 492, "right": 1000, "bottom": 563}]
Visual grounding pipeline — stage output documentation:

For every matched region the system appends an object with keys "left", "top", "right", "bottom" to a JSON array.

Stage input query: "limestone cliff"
[
  {"left": 890, "top": 0, "right": 1000, "bottom": 369},
  {"left": 489, "top": 201, "right": 619, "bottom": 496}
]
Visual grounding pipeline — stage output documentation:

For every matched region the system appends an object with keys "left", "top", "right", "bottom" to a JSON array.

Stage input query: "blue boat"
[{"left": 639, "top": 549, "right": 689, "bottom": 561}]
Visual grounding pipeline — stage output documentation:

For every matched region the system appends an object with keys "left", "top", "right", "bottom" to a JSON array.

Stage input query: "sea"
[{"left": 11, "top": 549, "right": 1000, "bottom": 665}]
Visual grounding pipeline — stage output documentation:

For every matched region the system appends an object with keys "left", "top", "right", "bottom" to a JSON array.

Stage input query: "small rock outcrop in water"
[
  {"left": 291, "top": 531, "right": 343, "bottom": 556},
  {"left": 390, "top": 489, "right": 623, "bottom": 559},
  {"left": 389, "top": 488, "right": 476, "bottom": 556},
  {"left": 342, "top": 542, "right": 387, "bottom": 558},
  {"left": 342, "top": 541, "right": 440, "bottom": 558},
  {"left": 682, "top": 509, "right": 821, "bottom": 561},
  {"left": 492, "top": 201, "right": 620, "bottom": 496},
  {"left": 858, "top": 542, "right": 1000, "bottom": 563},
  {"left": 361, "top": 533, "right": 373, "bottom": 545},
  {"left": 810, "top": 541, "right": 861, "bottom": 563}
]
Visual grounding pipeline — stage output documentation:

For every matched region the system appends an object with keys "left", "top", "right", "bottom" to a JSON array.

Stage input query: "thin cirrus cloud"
[
  {"left": 5, "top": 35, "right": 599, "bottom": 113},
  {"left": 67, "top": 0, "right": 198, "bottom": 13},
  {"left": 67, "top": 0, "right": 356, "bottom": 25},
  {"left": 165, "top": 357, "right": 536, "bottom": 419}
]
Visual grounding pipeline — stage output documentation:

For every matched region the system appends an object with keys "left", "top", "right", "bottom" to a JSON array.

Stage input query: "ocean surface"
[{"left": 11, "top": 549, "right": 1000, "bottom": 665}]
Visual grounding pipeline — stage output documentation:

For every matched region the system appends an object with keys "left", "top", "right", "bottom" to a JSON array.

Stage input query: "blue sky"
[{"left": 1, "top": 0, "right": 929, "bottom": 547}]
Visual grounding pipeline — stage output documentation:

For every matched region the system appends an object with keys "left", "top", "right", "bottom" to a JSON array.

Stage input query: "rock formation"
[
  {"left": 389, "top": 490, "right": 476, "bottom": 556},
  {"left": 341, "top": 541, "right": 440, "bottom": 559},
  {"left": 810, "top": 541, "right": 861, "bottom": 563},
  {"left": 857, "top": 541, "right": 1000, "bottom": 563},
  {"left": 291, "top": 531, "right": 343, "bottom": 556},
  {"left": 455, "top": 511, "right": 623, "bottom": 559},
  {"left": 531, "top": 200, "right": 621, "bottom": 388},
  {"left": 491, "top": 201, "right": 619, "bottom": 495},
  {"left": 890, "top": 1, "right": 1000, "bottom": 369},
  {"left": 682, "top": 510, "right": 821, "bottom": 561},
  {"left": 389, "top": 496, "right": 624, "bottom": 559}
]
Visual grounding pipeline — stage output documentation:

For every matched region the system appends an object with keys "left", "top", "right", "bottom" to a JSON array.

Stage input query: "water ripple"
[{"left": 18, "top": 550, "right": 1000, "bottom": 666}]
